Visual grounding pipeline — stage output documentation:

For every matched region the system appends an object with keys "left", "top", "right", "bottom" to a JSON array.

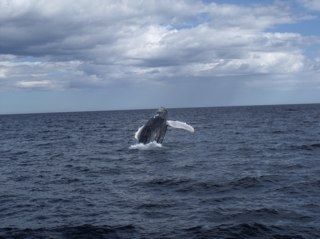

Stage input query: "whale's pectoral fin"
[
  {"left": 135, "top": 125, "right": 145, "bottom": 140},
  {"left": 166, "top": 120, "right": 195, "bottom": 133}
]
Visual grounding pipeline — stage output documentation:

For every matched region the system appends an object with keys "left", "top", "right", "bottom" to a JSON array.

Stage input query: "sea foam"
[{"left": 129, "top": 141, "right": 162, "bottom": 150}]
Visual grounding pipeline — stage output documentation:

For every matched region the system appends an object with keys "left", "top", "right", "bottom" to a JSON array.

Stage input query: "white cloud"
[
  {"left": 299, "top": 0, "right": 320, "bottom": 11},
  {"left": 15, "top": 80, "right": 55, "bottom": 89},
  {"left": 207, "top": 2, "right": 294, "bottom": 29},
  {"left": 0, "top": 69, "right": 7, "bottom": 79},
  {"left": 0, "top": 0, "right": 318, "bottom": 92}
]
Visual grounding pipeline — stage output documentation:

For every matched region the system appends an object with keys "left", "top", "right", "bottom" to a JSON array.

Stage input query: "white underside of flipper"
[
  {"left": 166, "top": 120, "right": 195, "bottom": 133},
  {"left": 134, "top": 125, "right": 144, "bottom": 140}
]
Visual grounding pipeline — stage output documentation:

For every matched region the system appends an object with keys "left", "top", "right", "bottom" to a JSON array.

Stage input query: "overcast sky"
[{"left": 0, "top": 0, "right": 320, "bottom": 114}]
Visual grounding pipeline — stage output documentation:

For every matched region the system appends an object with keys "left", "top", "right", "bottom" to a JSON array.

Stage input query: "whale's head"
[{"left": 155, "top": 107, "right": 168, "bottom": 119}]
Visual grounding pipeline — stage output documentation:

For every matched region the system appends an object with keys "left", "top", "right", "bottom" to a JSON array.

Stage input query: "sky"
[{"left": 0, "top": 0, "right": 320, "bottom": 114}]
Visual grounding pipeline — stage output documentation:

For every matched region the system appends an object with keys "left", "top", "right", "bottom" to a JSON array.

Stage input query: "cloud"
[
  {"left": 15, "top": 80, "right": 54, "bottom": 89},
  {"left": 299, "top": 0, "right": 320, "bottom": 11},
  {"left": 0, "top": 0, "right": 319, "bottom": 92}
]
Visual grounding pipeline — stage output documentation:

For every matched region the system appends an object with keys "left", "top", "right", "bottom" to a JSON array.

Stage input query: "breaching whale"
[{"left": 135, "top": 107, "right": 194, "bottom": 144}]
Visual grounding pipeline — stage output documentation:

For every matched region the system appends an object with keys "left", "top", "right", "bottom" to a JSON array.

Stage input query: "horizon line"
[{"left": 1, "top": 102, "right": 320, "bottom": 116}]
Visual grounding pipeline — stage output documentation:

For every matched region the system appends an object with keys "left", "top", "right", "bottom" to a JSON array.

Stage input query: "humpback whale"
[{"left": 135, "top": 107, "right": 194, "bottom": 144}]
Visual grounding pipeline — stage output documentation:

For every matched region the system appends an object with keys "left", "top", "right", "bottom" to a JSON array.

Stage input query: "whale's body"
[
  {"left": 135, "top": 107, "right": 194, "bottom": 144},
  {"left": 136, "top": 107, "right": 168, "bottom": 144}
]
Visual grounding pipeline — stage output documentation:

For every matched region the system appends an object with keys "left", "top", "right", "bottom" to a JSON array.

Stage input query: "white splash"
[
  {"left": 166, "top": 120, "right": 195, "bottom": 133},
  {"left": 129, "top": 141, "right": 162, "bottom": 150}
]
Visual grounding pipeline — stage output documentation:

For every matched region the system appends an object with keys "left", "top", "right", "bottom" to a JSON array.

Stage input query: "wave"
[
  {"left": 191, "top": 176, "right": 274, "bottom": 192},
  {"left": 290, "top": 143, "right": 320, "bottom": 151},
  {"left": 181, "top": 223, "right": 320, "bottom": 239},
  {"left": 141, "top": 177, "right": 192, "bottom": 188},
  {"left": 2, "top": 223, "right": 316, "bottom": 239},
  {"left": 1, "top": 223, "right": 318, "bottom": 239},
  {"left": 129, "top": 141, "right": 162, "bottom": 150},
  {"left": 0, "top": 224, "right": 136, "bottom": 239}
]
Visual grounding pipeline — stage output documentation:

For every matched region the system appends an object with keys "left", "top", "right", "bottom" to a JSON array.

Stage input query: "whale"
[{"left": 135, "top": 107, "right": 194, "bottom": 144}]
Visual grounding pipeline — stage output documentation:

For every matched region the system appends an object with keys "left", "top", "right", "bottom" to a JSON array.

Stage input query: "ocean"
[{"left": 0, "top": 104, "right": 320, "bottom": 239}]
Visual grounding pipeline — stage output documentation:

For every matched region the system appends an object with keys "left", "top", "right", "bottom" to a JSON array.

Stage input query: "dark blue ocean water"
[{"left": 1, "top": 104, "right": 320, "bottom": 239}]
